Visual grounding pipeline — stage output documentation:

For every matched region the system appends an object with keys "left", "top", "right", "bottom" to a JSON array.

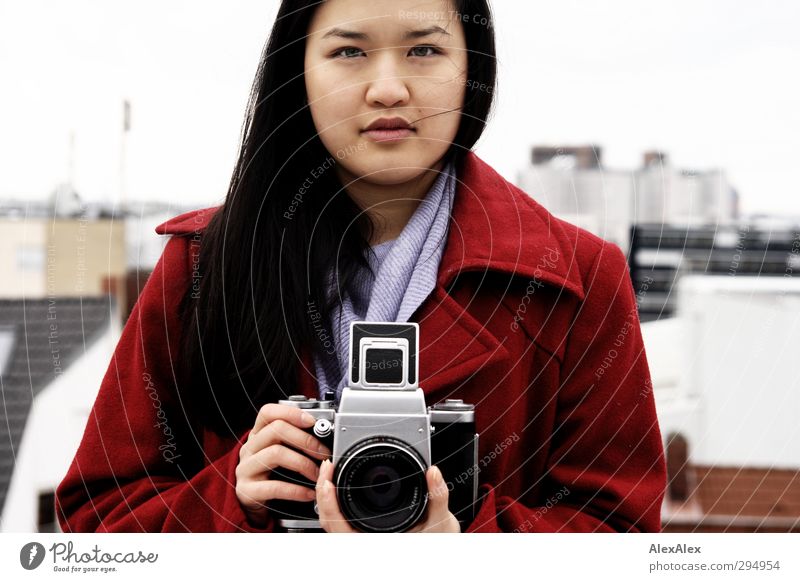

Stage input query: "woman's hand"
[
  {"left": 315, "top": 459, "right": 461, "bottom": 533},
  {"left": 235, "top": 403, "right": 332, "bottom": 528}
]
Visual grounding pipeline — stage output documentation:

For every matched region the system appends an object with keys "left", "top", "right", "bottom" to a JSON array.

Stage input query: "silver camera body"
[{"left": 270, "top": 322, "right": 479, "bottom": 533}]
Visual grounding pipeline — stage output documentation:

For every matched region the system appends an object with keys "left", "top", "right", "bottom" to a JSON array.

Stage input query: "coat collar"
[
  {"left": 409, "top": 151, "right": 586, "bottom": 399},
  {"left": 437, "top": 150, "right": 584, "bottom": 300}
]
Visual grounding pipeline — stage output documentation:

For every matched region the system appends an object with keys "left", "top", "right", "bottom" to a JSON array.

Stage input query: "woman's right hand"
[{"left": 235, "top": 403, "right": 332, "bottom": 528}]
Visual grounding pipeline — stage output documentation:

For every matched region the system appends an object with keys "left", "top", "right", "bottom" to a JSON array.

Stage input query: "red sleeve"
[
  {"left": 55, "top": 236, "right": 273, "bottom": 532},
  {"left": 465, "top": 242, "right": 667, "bottom": 532}
]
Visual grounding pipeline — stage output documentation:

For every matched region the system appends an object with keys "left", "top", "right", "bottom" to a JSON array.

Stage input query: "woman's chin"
[
  {"left": 363, "top": 168, "right": 431, "bottom": 186},
  {"left": 342, "top": 156, "right": 445, "bottom": 185}
]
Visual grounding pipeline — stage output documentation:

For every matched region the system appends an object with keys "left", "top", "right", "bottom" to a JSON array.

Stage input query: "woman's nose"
[{"left": 365, "top": 65, "right": 411, "bottom": 107}]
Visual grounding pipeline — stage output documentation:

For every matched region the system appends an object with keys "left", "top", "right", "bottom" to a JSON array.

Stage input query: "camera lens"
[
  {"left": 361, "top": 465, "right": 401, "bottom": 510},
  {"left": 335, "top": 437, "right": 428, "bottom": 532}
]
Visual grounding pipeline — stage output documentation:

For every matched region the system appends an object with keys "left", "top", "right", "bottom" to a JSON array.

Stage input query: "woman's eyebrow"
[{"left": 321, "top": 25, "right": 451, "bottom": 41}]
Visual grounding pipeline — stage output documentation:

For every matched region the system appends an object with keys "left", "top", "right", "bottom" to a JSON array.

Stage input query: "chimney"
[
  {"left": 532, "top": 146, "right": 558, "bottom": 165},
  {"left": 531, "top": 145, "right": 602, "bottom": 169},
  {"left": 574, "top": 145, "right": 602, "bottom": 169},
  {"left": 643, "top": 150, "right": 668, "bottom": 168}
]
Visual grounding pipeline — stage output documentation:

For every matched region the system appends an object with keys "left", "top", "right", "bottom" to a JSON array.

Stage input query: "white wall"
[
  {"left": 634, "top": 166, "right": 735, "bottom": 225},
  {"left": 677, "top": 275, "right": 800, "bottom": 468},
  {"left": 645, "top": 275, "right": 800, "bottom": 469}
]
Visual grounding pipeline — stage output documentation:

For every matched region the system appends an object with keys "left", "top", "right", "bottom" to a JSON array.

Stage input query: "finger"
[
  {"left": 317, "top": 455, "right": 335, "bottom": 484},
  {"left": 316, "top": 460, "right": 357, "bottom": 533},
  {"left": 252, "top": 403, "right": 316, "bottom": 436},
  {"left": 245, "top": 419, "right": 331, "bottom": 461},
  {"left": 246, "top": 480, "right": 317, "bottom": 504},
  {"left": 241, "top": 444, "right": 321, "bottom": 484}
]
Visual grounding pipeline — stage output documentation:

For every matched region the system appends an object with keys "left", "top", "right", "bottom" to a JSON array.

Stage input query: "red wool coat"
[{"left": 56, "top": 151, "right": 667, "bottom": 533}]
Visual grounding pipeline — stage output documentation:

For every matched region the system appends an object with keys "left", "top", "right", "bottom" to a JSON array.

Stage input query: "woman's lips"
[{"left": 361, "top": 128, "right": 415, "bottom": 142}]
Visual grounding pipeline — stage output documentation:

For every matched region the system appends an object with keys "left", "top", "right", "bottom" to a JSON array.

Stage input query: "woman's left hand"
[{"left": 315, "top": 459, "right": 461, "bottom": 533}]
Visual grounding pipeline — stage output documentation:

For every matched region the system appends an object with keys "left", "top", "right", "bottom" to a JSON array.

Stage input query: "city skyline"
[{"left": 1, "top": 0, "right": 798, "bottom": 216}]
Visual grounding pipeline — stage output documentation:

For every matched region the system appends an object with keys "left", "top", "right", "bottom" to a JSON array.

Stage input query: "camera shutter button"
[{"left": 313, "top": 418, "right": 333, "bottom": 439}]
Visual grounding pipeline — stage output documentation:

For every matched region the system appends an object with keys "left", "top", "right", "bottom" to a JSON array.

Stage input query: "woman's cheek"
[
  {"left": 311, "top": 105, "right": 348, "bottom": 153},
  {"left": 423, "top": 82, "right": 465, "bottom": 139}
]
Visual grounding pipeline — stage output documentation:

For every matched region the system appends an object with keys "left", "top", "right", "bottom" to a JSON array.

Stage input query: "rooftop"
[{"left": 0, "top": 297, "right": 112, "bottom": 514}]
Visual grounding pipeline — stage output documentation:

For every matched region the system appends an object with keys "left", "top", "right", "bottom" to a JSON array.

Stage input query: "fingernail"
[{"left": 301, "top": 412, "right": 315, "bottom": 425}]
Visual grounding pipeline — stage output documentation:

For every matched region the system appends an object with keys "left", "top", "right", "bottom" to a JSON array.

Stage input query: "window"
[{"left": 16, "top": 246, "right": 45, "bottom": 272}]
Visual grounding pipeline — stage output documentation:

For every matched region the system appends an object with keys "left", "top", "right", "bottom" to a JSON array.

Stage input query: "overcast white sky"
[{"left": 1, "top": 0, "right": 798, "bottom": 215}]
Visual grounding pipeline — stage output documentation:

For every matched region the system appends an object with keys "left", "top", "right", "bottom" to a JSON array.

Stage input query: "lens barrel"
[{"left": 335, "top": 437, "right": 428, "bottom": 532}]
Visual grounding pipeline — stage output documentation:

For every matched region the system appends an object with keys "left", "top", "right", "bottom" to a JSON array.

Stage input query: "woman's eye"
[
  {"left": 331, "top": 45, "right": 441, "bottom": 59},
  {"left": 409, "top": 45, "right": 440, "bottom": 58},
  {"left": 333, "top": 46, "right": 365, "bottom": 59}
]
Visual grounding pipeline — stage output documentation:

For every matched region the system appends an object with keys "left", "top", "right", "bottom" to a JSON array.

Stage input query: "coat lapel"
[
  {"left": 411, "top": 284, "right": 511, "bottom": 399},
  {"left": 410, "top": 151, "right": 587, "bottom": 401}
]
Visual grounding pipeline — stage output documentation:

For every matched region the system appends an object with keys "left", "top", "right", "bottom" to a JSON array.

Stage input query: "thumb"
[{"left": 426, "top": 465, "right": 450, "bottom": 515}]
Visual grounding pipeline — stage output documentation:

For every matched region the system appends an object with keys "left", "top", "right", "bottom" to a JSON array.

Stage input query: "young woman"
[{"left": 56, "top": 0, "right": 667, "bottom": 533}]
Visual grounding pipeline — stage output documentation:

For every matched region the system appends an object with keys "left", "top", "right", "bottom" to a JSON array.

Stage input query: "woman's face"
[{"left": 304, "top": 0, "right": 468, "bottom": 185}]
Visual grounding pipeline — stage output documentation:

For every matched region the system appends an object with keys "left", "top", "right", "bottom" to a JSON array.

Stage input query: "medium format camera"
[{"left": 270, "top": 322, "right": 479, "bottom": 533}]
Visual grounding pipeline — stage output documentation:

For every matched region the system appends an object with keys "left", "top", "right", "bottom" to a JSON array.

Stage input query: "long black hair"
[{"left": 179, "top": 0, "right": 498, "bottom": 436}]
